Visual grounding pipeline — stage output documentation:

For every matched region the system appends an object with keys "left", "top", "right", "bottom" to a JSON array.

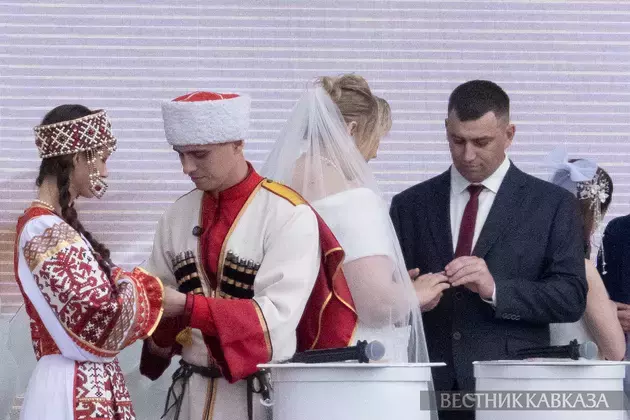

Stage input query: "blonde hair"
[
  {"left": 375, "top": 96, "right": 392, "bottom": 137},
  {"left": 318, "top": 74, "right": 380, "bottom": 159}
]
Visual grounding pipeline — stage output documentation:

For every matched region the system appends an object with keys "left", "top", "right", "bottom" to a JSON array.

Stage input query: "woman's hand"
[{"left": 409, "top": 269, "right": 450, "bottom": 312}]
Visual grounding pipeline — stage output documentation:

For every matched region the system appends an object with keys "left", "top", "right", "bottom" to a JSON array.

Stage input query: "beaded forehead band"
[
  {"left": 33, "top": 110, "right": 117, "bottom": 198},
  {"left": 34, "top": 110, "right": 117, "bottom": 159}
]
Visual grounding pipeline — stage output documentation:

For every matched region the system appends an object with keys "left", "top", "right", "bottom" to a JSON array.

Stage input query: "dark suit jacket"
[
  {"left": 390, "top": 163, "right": 587, "bottom": 392},
  {"left": 597, "top": 215, "right": 630, "bottom": 304}
]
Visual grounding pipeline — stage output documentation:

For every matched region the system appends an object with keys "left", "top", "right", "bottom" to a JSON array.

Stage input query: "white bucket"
[
  {"left": 258, "top": 362, "right": 444, "bottom": 420},
  {"left": 474, "top": 360, "right": 630, "bottom": 420}
]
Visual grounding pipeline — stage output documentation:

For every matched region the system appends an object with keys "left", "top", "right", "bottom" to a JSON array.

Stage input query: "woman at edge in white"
[{"left": 548, "top": 151, "right": 625, "bottom": 361}]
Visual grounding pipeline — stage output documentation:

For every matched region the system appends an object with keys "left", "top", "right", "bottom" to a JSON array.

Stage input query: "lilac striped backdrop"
[{"left": 1, "top": 0, "right": 629, "bottom": 316}]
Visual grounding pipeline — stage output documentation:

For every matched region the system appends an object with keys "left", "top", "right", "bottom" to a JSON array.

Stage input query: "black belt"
[
  {"left": 162, "top": 359, "right": 272, "bottom": 420},
  {"left": 162, "top": 359, "right": 222, "bottom": 420},
  {"left": 247, "top": 369, "right": 273, "bottom": 420}
]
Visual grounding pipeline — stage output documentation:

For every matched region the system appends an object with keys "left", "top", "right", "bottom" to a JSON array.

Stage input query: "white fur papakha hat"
[{"left": 161, "top": 91, "right": 251, "bottom": 146}]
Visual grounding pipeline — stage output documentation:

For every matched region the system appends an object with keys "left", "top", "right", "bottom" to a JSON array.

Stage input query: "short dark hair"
[{"left": 448, "top": 80, "right": 510, "bottom": 122}]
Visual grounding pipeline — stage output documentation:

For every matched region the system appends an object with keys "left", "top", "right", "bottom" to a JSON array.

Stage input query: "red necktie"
[{"left": 455, "top": 184, "right": 484, "bottom": 258}]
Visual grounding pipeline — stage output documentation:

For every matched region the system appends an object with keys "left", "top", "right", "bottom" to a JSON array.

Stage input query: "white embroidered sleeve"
[{"left": 18, "top": 215, "right": 163, "bottom": 362}]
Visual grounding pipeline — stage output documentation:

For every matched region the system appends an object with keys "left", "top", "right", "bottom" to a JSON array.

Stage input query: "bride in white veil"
[{"left": 261, "top": 75, "right": 438, "bottom": 366}]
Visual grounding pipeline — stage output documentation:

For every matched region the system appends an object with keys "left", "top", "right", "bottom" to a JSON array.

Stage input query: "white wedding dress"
[{"left": 312, "top": 187, "right": 411, "bottom": 362}]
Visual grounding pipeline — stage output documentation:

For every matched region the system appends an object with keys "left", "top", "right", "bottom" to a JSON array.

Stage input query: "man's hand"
[
  {"left": 163, "top": 286, "right": 187, "bottom": 318},
  {"left": 409, "top": 268, "right": 451, "bottom": 312},
  {"left": 445, "top": 256, "right": 495, "bottom": 300},
  {"left": 616, "top": 302, "right": 630, "bottom": 333}
]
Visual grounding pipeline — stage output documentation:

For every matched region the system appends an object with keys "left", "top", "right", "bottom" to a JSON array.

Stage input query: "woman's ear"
[
  {"left": 347, "top": 121, "right": 358, "bottom": 137},
  {"left": 73, "top": 152, "right": 86, "bottom": 166}
]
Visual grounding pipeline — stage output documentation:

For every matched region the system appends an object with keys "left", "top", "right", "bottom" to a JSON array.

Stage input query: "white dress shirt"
[{"left": 450, "top": 155, "right": 511, "bottom": 305}]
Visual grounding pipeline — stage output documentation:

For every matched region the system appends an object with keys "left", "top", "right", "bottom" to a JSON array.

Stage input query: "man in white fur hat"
[{"left": 139, "top": 92, "right": 357, "bottom": 420}]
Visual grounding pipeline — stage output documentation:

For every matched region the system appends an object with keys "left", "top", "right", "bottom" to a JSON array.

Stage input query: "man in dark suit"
[
  {"left": 598, "top": 215, "right": 630, "bottom": 333},
  {"left": 390, "top": 80, "right": 587, "bottom": 418}
]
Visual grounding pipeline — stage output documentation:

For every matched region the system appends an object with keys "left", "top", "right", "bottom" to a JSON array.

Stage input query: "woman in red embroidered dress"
[{"left": 13, "top": 105, "right": 170, "bottom": 420}]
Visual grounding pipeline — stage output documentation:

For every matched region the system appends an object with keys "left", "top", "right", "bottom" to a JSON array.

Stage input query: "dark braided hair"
[{"left": 35, "top": 104, "right": 113, "bottom": 275}]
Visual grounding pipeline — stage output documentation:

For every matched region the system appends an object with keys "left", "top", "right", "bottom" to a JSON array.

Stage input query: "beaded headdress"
[{"left": 33, "top": 110, "right": 117, "bottom": 198}]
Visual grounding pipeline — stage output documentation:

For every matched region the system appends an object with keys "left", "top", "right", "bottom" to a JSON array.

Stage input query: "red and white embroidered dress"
[{"left": 13, "top": 205, "right": 164, "bottom": 420}]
